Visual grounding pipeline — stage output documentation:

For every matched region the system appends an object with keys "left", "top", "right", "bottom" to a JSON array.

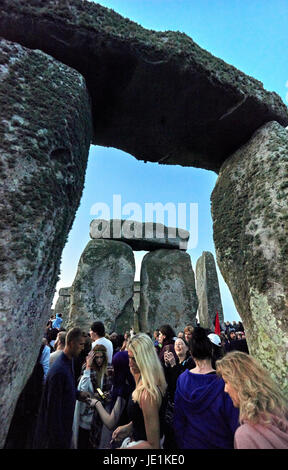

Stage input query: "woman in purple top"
[{"left": 173, "top": 327, "right": 239, "bottom": 449}]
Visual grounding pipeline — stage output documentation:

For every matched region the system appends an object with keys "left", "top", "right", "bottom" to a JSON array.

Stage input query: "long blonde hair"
[
  {"left": 127, "top": 333, "right": 167, "bottom": 407},
  {"left": 216, "top": 351, "right": 287, "bottom": 425}
]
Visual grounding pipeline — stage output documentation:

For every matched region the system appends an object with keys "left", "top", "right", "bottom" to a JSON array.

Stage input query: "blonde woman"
[
  {"left": 111, "top": 333, "right": 167, "bottom": 449},
  {"left": 216, "top": 351, "right": 288, "bottom": 449}
]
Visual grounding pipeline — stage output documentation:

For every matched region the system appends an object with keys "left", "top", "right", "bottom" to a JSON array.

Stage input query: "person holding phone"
[
  {"left": 72, "top": 344, "right": 112, "bottom": 449},
  {"left": 87, "top": 350, "right": 135, "bottom": 448},
  {"left": 111, "top": 333, "right": 167, "bottom": 449},
  {"left": 157, "top": 324, "right": 178, "bottom": 368}
]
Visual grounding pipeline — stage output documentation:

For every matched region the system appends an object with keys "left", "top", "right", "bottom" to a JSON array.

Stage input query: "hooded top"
[
  {"left": 235, "top": 415, "right": 288, "bottom": 449},
  {"left": 174, "top": 369, "right": 239, "bottom": 449}
]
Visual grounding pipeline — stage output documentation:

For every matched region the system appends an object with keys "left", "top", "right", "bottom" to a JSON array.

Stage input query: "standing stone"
[
  {"left": 138, "top": 250, "right": 198, "bottom": 333},
  {"left": 66, "top": 239, "right": 135, "bottom": 334},
  {"left": 54, "top": 287, "right": 72, "bottom": 322},
  {"left": 0, "top": 39, "right": 92, "bottom": 447},
  {"left": 211, "top": 121, "right": 288, "bottom": 397},
  {"left": 196, "top": 251, "right": 224, "bottom": 330}
]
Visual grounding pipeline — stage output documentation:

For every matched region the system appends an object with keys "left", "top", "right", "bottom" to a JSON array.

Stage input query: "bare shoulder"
[{"left": 140, "top": 390, "right": 158, "bottom": 410}]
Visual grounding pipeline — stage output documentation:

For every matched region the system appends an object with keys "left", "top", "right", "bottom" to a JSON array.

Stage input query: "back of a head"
[
  {"left": 189, "top": 327, "right": 212, "bottom": 360},
  {"left": 58, "top": 331, "right": 67, "bottom": 348},
  {"left": 159, "top": 324, "right": 176, "bottom": 342},
  {"left": 66, "top": 327, "right": 83, "bottom": 346},
  {"left": 83, "top": 333, "right": 92, "bottom": 355},
  {"left": 91, "top": 321, "right": 105, "bottom": 337},
  {"left": 112, "top": 350, "right": 134, "bottom": 386}
]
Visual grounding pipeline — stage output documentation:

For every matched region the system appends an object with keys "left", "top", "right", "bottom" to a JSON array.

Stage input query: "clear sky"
[{"left": 52, "top": 0, "right": 288, "bottom": 324}]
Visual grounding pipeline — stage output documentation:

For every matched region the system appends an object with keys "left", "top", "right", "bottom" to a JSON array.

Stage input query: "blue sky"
[{"left": 53, "top": 0, "right": 288, "bottom": 324}]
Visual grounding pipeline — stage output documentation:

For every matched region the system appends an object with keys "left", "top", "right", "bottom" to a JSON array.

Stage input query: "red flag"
[{"left": 214, "top": 312, "right": 221, "bottom": 336}]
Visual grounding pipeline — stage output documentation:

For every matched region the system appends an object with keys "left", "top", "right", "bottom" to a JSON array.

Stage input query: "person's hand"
[
  {"left": 87, "top": 398, "right": 99, "bottom": 408},
  {"left": 78, "top": 391, "right": 91, "bottom": 402},
  {"left": 111, "top": 425, "right": 129, "bottom": 443},
  {"left": 86, "top": 351, "right": 95, "bottom": 369},
  {"left": 165, "top": 351, "right": 176, "bottom": 367}
]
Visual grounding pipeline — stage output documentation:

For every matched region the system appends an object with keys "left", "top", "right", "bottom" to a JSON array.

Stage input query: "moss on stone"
[
  {"left": 211, "top": 121, "right": 288, "bottom": 396},
  {"left": 1, "top": 0, "right": 288, "bottom": 118}
]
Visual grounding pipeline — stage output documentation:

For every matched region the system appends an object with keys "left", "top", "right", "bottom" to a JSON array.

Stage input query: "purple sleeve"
[
  {"left": 223, "top": 392, "right": 240, "bottom": 434},
  {"left": 173, "top": 377, "right": 186, "bottom": 448}
]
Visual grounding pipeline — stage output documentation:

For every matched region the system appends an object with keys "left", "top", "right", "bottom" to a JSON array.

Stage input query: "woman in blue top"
[{"left": 173, "top": 327, "right": 239, "bottom": 449}]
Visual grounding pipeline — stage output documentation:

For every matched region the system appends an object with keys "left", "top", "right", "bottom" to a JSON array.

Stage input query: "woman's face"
[
  {"left": 174, "top": 338, "right": 188, "bottom": 356},
  {"left": 93, "top": 351, "right": 105, "bottom": 369},
  {"left": 128, "top": 348, "right": 140, "bottom": 376},
  {"left": 184, "top": 330, "right": 193, "bottom": 343},
  {"left": 224, "top": 379, "right": 240, "bottom": 407}
]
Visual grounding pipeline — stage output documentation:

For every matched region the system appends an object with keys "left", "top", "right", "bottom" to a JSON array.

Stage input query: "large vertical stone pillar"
[
  {"left": 211, "top": 121, "right": 288, "bottom": 396},
  {"left": 138, "top": 249, "right": 198, "bottom": 333},
  {"left": 66, "top": 239, "right": 135, "bottom": 334},
  {"left": 0, "top": 39, "right": 92, "bottom": 447},
  {"left": 196, "top": 251, "right": 224, "bottom": 330}
]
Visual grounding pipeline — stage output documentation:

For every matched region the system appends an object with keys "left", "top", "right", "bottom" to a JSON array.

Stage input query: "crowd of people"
[{"left": 4, "top": 314, "right": 288, "bottom": 450}]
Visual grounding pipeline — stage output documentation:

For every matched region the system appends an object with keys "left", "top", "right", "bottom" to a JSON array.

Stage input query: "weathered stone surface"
[
  {"left": 66, "top": 239, "right": 135, "bottom": 334},
  {"left": 54, "top": 287, "right": 72, "bottom": 320},
  {"left": 0, "top": 39, "right": 92, "bottom": 447},
  {"left": 0, "top": 0, "right": 287, "bottom": 172},
  {"left": 211, "top": 121, "right": 288, "bottom": 396},
  {"left": 133, "top": 281, "right": 141, "bottom": 313},
  {"left": 195, "top": 251, "right": 224, "bottom": 330},
  {"left": 90, "top": 219, "right": 189, "bottom": 250},
  {"left": 138, "top": 250, "right": 198, "bottom": 333}
]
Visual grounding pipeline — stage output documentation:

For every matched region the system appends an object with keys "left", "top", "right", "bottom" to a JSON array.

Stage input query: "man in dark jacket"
[{"left": 33, "top": 327, "right": 90, "bottom": 449}]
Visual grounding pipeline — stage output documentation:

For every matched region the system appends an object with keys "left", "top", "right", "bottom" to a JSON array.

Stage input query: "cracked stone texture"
[
  {"left": 66, "top": 239, "right": 135, "bottom": 334},
  {"left": 90, "top": 219, "right": 189, "bottom": 251},
  {"left": 211, "top": 121, "right": 288, "bottom": 397},
  {"left": 0, "top": 38, "right": 92, "bottom": 447},
  {"left": 0, "top": 0, "right": 288, "bottom": 172},
  {"left": 138, "top": 249, "right": 198, "bottom": 333},
  {"left": 195, "top": 251, "right": 224, "bottom": 330}
]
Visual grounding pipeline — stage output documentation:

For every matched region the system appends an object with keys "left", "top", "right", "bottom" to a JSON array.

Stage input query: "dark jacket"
[
  {"left": 225, "top": 339, "right": 249, "bottom": 354},
  {"left": 164, "top": 353, "right": 195, "bottom": 397},
  {"left": 33, "top": 352, "right": 80, "bottom": 449},
  {"left": 174, "top": 369, "right": 239, "bottom": 449}
]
